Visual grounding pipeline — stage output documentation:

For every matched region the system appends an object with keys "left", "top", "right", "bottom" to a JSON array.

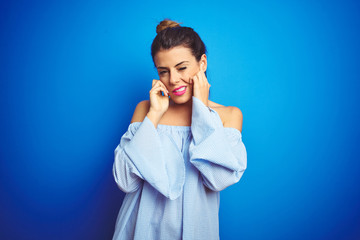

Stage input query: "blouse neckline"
[{"left": 130, "top": 121, "right": 241, "bottom": 134}]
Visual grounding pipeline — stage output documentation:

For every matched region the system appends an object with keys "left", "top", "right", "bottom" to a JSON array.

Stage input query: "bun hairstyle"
[
  {"left": 151, "top": 19, "right": 207, "bottom": 63},
  {"left": 156, "top": 19, "right": 181, "bottom": 34}
]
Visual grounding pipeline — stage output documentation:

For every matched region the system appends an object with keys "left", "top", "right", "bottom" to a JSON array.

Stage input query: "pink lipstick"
[{"left": 172, "top": 86, "right": 187, "bottom": 96}]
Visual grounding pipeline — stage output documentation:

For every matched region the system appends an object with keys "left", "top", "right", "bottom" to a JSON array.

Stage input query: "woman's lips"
[{"left": 173, "top": 86, "right": 187, "bottom": 96}]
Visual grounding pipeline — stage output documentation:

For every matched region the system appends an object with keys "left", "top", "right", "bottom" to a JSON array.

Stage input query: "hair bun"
[{"left": 156, "top": 19, "right": 181, "bottom": 34}]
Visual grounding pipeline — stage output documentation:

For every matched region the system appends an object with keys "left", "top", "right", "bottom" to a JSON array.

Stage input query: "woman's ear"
[{"left": 200, "top": 54, "right": 207, "bottom": 72}]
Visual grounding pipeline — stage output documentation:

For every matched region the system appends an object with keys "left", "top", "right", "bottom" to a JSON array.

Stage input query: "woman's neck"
[{"left": 169, "top": 97, "right": 193, "bottom": 111}]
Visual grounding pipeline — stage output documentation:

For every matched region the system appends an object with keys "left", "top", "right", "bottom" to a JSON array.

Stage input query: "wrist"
[
  {"left": 200, "top": 98, "right": 209, "bottom": 107},
  {"left": 146, "top": 110, "right": 163, "bottom": 128},
  {"left": 193, "top": 95, "right": 208, "bottom": 106}
]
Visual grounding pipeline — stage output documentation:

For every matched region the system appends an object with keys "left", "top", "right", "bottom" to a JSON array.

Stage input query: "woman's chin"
[{"left": 170, "top": 94, "right": 192, "bottom": 105}]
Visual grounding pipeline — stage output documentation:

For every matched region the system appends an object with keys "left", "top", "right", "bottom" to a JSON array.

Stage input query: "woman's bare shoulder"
[
  {"left": 209, "top": 100, "right": 243, "bottom": 132},
  {"left": 130, "top": 100, "right": 150, "bottom": 123}
]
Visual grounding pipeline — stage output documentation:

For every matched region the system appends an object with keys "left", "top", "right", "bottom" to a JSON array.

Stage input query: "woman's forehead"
[{"left": 154, "top": 46, "right": 195, "bottom": 66}]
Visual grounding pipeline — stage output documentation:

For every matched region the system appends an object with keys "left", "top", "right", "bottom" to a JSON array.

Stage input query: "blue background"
[{"left": 1, "top": 0, "right": 359, "bottom": 239}]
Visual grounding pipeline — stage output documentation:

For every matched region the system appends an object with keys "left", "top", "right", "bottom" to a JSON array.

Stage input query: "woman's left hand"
[{"left": 190, "top": 70, "right": 211, "bottom": 106}]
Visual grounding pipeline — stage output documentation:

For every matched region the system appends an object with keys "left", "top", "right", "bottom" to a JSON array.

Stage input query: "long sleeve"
[
  {"left": 112, "top": 116, "right": 185, "bottom": 200},
  {"left": 189, "top": 96, "right": 247, "bottom": 191}
]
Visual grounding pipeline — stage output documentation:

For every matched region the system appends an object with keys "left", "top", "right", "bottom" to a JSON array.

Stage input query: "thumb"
[{"left": 152, "top": 79, "right": 158, "bottom": 87}]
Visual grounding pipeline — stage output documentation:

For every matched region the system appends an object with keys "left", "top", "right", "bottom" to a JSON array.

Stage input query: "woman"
[{"left": 112, "top": 19, "right": 247, "bottom": 240}]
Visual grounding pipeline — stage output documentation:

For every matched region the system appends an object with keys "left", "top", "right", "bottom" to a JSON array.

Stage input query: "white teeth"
[{"left": 174, "top": 87, "right": 186, "bottom": 92}]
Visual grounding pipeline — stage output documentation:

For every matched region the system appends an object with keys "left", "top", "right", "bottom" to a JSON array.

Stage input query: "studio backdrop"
[{"left": 1, "top": 0, "right": 360, "bottom": 239}]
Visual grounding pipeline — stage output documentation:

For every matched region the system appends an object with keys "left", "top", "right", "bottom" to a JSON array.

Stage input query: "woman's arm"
[
  {"left": 113, "top": 116, "right": 185, "bottom": 199},
  {"left": 188, "top": 68, "right": 247, "bottom": 191},
  {"left": 113, "top": 100, "right": 149, "bottom": 193},
  {"left": 189, "top": 96, "right": 247, "bottom": 191},
  {"left": 113, "top": 100, "right": 185, "bottom": 200}
]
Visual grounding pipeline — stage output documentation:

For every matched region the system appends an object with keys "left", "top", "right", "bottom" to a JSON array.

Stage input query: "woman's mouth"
[{"left": 172, "top": 86, "right": 187, "bottom": 96}]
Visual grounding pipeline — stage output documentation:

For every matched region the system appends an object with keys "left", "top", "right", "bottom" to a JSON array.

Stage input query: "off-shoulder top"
[{"left": 112, "top": 96, "right": 247, "bottom": 240}]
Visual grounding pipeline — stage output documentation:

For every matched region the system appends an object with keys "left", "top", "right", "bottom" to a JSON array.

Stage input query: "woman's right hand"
[{"left": 149, "top": 79, "right": 169, "bottom": 117}]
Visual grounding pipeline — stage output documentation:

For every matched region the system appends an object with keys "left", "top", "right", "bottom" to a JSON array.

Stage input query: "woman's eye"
[
  {"left": 159, "top": 71, "right": 167, "bottom": 75},
  {"left": 178, "top": 67, "right": 187, "bottom": 71}
]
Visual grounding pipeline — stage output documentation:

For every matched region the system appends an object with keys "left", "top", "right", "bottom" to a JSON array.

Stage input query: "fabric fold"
[
  {"left": 189, "top": 96, "right": 247, "bottom": 191},
  {"left": 113, "top": 116, "right": 185, "bottom": 200}
]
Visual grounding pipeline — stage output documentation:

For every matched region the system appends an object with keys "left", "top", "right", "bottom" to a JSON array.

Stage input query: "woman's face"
[{"left": 154, "top": 46, "right": 207, "bottom": 105}]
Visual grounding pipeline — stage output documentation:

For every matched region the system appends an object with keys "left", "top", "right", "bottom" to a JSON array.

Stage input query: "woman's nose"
[{"left": 169, "top": 72, "right": 180, "bottom": 85}]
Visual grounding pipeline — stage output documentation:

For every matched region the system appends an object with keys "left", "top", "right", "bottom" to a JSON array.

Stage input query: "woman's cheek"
[
  {"left": 184, "top": 74, "right": 192, "bottom": 84},
  {"left": 160, "top": 79, "right": 169, "bottom": 87}
]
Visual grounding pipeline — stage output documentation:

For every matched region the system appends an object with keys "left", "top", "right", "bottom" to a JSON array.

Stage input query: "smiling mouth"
[
  {"left": 173, "top": 86, "right": 186, "bottom": 93},
  {"left": 172, "top": 86, "right": 187, "bottom": 96}
]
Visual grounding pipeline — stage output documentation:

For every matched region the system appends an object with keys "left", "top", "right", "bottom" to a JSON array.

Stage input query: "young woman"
[{"left": 112, "top": 19, "right": 247, "bottom": 240}]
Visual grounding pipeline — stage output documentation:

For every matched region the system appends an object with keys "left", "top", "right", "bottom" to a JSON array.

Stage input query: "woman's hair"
[{"left": 151, "top": 19, "right": 207, "bottom": 62}]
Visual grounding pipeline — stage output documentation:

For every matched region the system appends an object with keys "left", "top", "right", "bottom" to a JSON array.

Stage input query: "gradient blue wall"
[{"left": 1, "top": 0, "right": 359, "bottom": 239}]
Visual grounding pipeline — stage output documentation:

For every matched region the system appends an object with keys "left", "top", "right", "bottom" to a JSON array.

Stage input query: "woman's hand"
[
  {"left": 190, "top": 69, "right": 211, "bottom": 106},
  {"left": 149, "top": 79, "right": 169, "bottom": 117}
]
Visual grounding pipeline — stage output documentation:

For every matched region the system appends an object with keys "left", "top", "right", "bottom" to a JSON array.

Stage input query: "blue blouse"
[{"left": 112, "top": 96, "right": 247, "bottom": 240}]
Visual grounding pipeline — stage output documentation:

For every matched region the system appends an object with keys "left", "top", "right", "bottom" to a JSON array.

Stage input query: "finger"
[
  {"left": 157, "top": 81, "right": 169, "bottom": 93},
  {"left": 151, "top": 85, "right": 169, "bottom": 96},
  {"left": 192, "top": 74, "right": 197, "bottom": 83},
  {"left": 197, "top": 70, "right": 205, "bottom": 82},
  {"left": 152, "top": 79, "right": 159, "bottom": 87},
  {"left": 150, "top": 85, "right": 164, "bottom": 94},
  {"left": 152, "top": 79, "right": 169, "bottom": 92},
  {"left": 192, "top": 74, "right": 200, "bottom": 86},
  {"left": 155, "top": 82, "right": 169, "bottom": 96},
  {"left": 195, "top": 71, "right": 202, "bottom": 83},
  {"left": 197, "top": 70, "right": 208, "bottom": 85},
  {"left": 160, "top": 86, "right": 169, "bottom": 96},
  {"left": 187, "top": 77, "right": 193, "bottom": 85}
]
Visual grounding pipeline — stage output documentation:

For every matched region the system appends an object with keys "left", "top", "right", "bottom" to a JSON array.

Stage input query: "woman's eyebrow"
[
  {"left": 157, "top": 61, "right": 189, "bottom": 69},
  {"left": 174, "top": 61, "right": 189, "bottom": 67},
  {"left": 157, "top": 66, "right": 167, "bottom": 70}
]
